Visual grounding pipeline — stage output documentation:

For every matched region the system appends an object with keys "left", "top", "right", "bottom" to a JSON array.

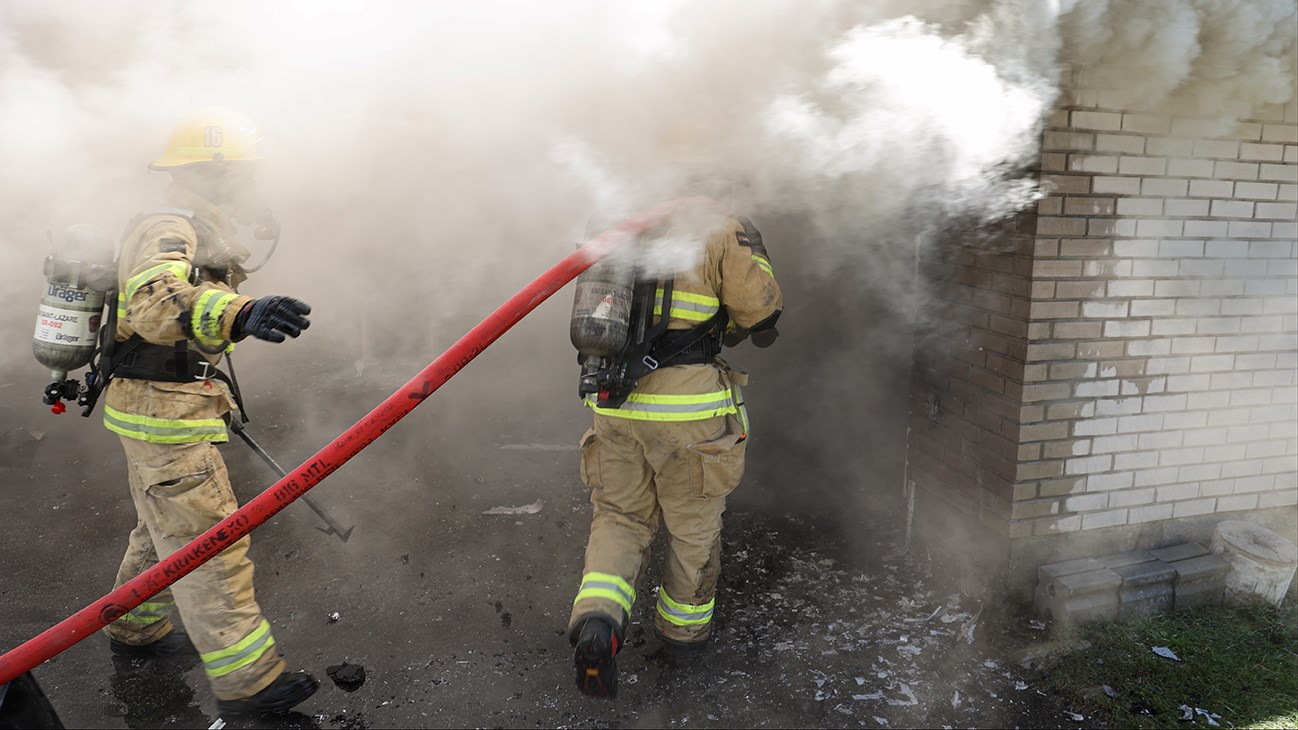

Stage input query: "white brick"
[
  {"left": 1189, "top": 391, "right": 1232, "bottom": 410},
  {"left": 1137, "top": 219, "right": 1184, "bottom": 237},
  {"left": 1228, "top": 424, "right": 1271, "bottom": 442},
  {"left": 1075, "top": 417, "right": 1120, "bottom": 436},
  {"left": 1215, "top": 335, "right": 1261, "bottom": 353},
  {"left": 1074, "top": 379, "right": 1120, "bottom": 397},
  {"left": 1173, "top": 498, "right": 1218, "bottom": 518},
  {"left": 1146, "top": 357, "right": 1191, "bottom": 375},
  {"left": 1070, "top": 155, "right": 1119, "bottom": 173},
  {"left": 1095, "top": 134, "right": 1145, "bottom": 154},
  {"left": 1095, "top": 399, "right": 1145, "bottom": 417},
  {"left": 1237, "top": 475, "right": 1278, "bottom": 492},
  {"left": 1082, "top": 509, "right": 1129, "bottom": 530},
  {"left": 1115, "top": 452, "right": 1160, "bottom": 470},
  {"left": 1126, "top": 338, "right": 1170, "bottom": 356},
  {"left": 1163, "top": 413, "right": 1209, "bottom": 428},
  {"left": 1259, "top": 163, "right": 1298, "bottom": 182},
  {"left": 1119, "top": 156, "right": 1168, "bottom": 175},
  {"left": 1202, "top": 478, "right": 1237, "bottom": 497},
  {"left": 1134, "top": 259, "right": 1181, "bottom": 278},
  {"left": 1122, "top": 113, "right": 1170, "bottom": 134},
  {"left": 1130, "top": 503, "right": 1175, "bottom": 523},
  {"left": 1072, "top": 111, "right": 1123, "bottom": 131},
  {"left": 1157, "top": 482, "right": 1200, "bottom": 501},
  {"left": 1246, "top": 439, "right": 1290, "bottom": 458},
  {"left": 1221, "top": 459, "right": 1263, "bottom": 477},
  {"left": 1210, "top": 199, "right": 1254, "bottom": 218},
  {"left": 1091, "top": 434, "right": 1139, "bottom": 453},
  {"left": 1130, "top": 299, "right": 1177, "bottom": 317},
  {"left": 1179, "top": 260, "right": 1225, "bottom": 277},
  {"left": 1172, "top": 337, "right": 1216, "bottom": 354},
  {"left": 1088, "top": 471, "right": 1136, "bottom": 490},
  {"left": 1141, "top": 178, "right": 1189, "bottom": 197},
  {"left": 1136, "top": 467, "right": 1181, "bottom": 487},
  {"left": 1239, "top": 143, "right": 1285, "bottom": 162},
  {"left": 1260, "top": 489, "right": 1298, "bottom": 509},
  {"left": 1092, "top": 176, "right": 1142, "bottom": 195},
  {"left": 1116, "top": 413, "right": 1168, "bottom": 428},
  {"left": 1156, "top": 281, "right": 1203, "bottom": 298},
  {"left": 1164, "top": 198, "right": 1211, "bottom": 217},
  {"left": 1064, "top": 492, "right": 1109, "bottom": 511},
  {"left": 1139, "top": 431, "right": 1183, "bottom": 450},
  {"left": 1190, "top": 354, "right": 1235, "bottom": 371},
  {"left": 1215, "top": 161, "right": 1260, "bottom": 180},
  {"left": 1110, "top": 487, "right": 1155, "bottom": 507},
  {"left": 1232, "top": 389, "right": 1276, "bottom": 407},
  {"left": 1146, "top": 137, "right": 1193, "bottom": 156},
  {"left": 1144, "top": 394, "right": 1190, "bottom": 412},
  {"left": 1194, "top": 140, "right": 1241, "bottom": 159},
  {"left": 1108, "top": 280, "right": 1155, "bottom": 297},
  {"left": 1261, "top": 124, "right": 1298, "bottom": 143},
  {"left": 1166, "top": 373, "right": 1211, "bottom": 391},
  {"left": 1278, "top": 184, "right": 1298, "bottom": 201},
  {"left": 1183, "top": 220, "right": 1230, "bottom": 237},
  {"left": 1160, "top": 240, "right": 1205, "bottom": 258},
  {"left": 1201, "top": 279, "right": 1245, "bottom": 296},
  {"left": 1177, "top": 298, "right": 1222, "bottom": 316},
  {"left": 1234, "top": 181, "right": 1279, "bottom": 200},
  {"left": 1167, "top": 158, "right": 1216, "bottom": 177},
  {"left": 1228, "top": 221, "right": 1272, "bottom": 238},
  {"left": 1179, "top": 464, "right": 1223, "bottom": 483},
  {"left": 1272, "top": 221, "right": 1297, "bottom": 237},
  {"left": 1183, "top": 427, "right": 1231, "bottom": 446},
  {"left": 1081, "top": 300, "right": 1128, "bottom": 318},
  {"left": 1255, "top": 202, "right": 1298, "bottom": 219},
  {"left": 1104, "top": 320, "right": 1151, "bottom": 337},
  {"left": 1116, "top": 197, "right": 1164, "bottom": 216},
  {"left": 1217, "top": 494, "right": 1260, "bottom": 512},
  {"left": 1190, "top": 179, "right": 1235, "bottom": 197}
]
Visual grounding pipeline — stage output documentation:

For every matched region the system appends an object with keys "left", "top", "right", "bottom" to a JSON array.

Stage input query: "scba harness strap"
[{"left": 595, "top": 275, "right": 728, "bottom": 409}]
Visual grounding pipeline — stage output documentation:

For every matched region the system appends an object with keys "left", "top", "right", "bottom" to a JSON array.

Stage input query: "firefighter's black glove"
[
  {"left": 736, "top": 217, "right": 770, "bottom": 262},
  {"left": 750, "top": 326, "right": 780, "bottom": 348},
  {"left": 723, "top": 327, "right": 750, "bottom": 348},
  {"left": 232, "top": 296, "right": 311, "bottom": 343}
]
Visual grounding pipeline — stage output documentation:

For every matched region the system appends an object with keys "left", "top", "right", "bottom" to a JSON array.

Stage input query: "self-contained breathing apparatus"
[
  {"left": 33, "top": 210, "right": 259, "bottom": 418},
  {"left": 569, "top": 238, "right": 727, "bottom": 409}
]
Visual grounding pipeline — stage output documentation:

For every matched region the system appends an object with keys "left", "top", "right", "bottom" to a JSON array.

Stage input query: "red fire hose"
[{"left": 0, "top": 197, "right": 704, "bottom": 685}]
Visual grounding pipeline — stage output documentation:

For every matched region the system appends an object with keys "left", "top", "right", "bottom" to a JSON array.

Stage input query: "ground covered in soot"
[{"left": 1, "top": 337, "right": 1087, "bottom": 729}]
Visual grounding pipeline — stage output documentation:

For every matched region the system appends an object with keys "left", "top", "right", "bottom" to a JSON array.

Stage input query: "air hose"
[{"left": 0, "top": 197, "right": 705, "bottom": 685}]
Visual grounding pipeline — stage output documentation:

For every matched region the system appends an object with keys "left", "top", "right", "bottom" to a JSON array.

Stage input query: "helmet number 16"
[{"left": 204, "top": 126, "right": 224, "bottom": 148}]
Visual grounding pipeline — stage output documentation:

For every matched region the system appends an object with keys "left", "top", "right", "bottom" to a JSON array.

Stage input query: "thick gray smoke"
[{"left": 2, "top": 1, "right": 1293, "bottom": 362}]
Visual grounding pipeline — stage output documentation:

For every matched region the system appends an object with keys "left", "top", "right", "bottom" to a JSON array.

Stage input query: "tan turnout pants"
[
  {"left": 569, "top": 410, "right": 746, "bottom": 644},
  {"left": 104, "top": 437, "right": 285, "bottom": 700}
]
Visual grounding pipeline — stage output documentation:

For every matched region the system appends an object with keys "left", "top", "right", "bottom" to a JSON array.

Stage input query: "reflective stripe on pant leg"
[
  {"left": 585, "top": 390, "right": 738, "bottom": 422},
  {"left": 104, "top": 404, "right": 229, "bottom": 444},
  {"left": 573, "top": 571, "right": 637, "bottom": 616},
  {"left": 200, "top": 619, "right": 277, "bottom": 678},
  {"left": 119, "top": 600, "right": 175, "bottom": 626},
  {"left": 656, "top": 586, "right": 715, "bottom": 627}
]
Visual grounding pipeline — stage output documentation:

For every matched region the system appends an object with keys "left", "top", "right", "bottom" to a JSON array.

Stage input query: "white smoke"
[{"left": 0, "top": 0, "right": 1294, "bottom": 376}]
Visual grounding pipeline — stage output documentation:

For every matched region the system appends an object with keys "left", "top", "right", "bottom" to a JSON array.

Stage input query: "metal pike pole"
[{"left": 229, "top": 419, "right": 355, "bottom": 543}]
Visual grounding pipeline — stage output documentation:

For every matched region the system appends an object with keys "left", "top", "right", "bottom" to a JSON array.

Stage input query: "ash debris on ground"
[{"left": 325, "top": 664, "right": 366, "bottom": 693}]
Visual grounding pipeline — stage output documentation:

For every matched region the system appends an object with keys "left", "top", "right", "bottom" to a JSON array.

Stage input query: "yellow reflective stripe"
[
  {"left": 573, "top": 572, "right": 636, "bottom": 615},
  {"left": 201, "top": 620, "right": 276, "bottom": 678},
  {"left": 117, "top": 292, "right": 127, "bottom": 319},
  {"left": 119, "top": 601, "right": 174, "bottom": 625},
  {"left": 652, "top": 288, "right": 720, "bottom": 323},
  {"left": 125, "top": 262, "right": 189, "bottom": 301},
  {"left": 103, "top": 404, "right": 228, "bottom": 444},
  {"left": 586, "top": 395, "right": 738, "bottom": 422},
  {"left": 752, "top": 255, "right": 774, "bottom": 277},
  {"left": 190, "top": 290, "right": 239, "bottom": 348},
  {"left": 656, "top": 587, "right": 715, "bottom": 626}
]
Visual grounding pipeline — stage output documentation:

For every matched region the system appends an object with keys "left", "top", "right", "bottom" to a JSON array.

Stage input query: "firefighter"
[
  {"left": 567, "top": 198, "right": 783, "bottom": 698},
  {"left": 100, "top": 107, "right": 318, "bottom": 716}
]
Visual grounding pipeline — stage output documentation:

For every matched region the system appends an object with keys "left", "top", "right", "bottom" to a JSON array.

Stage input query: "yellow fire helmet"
[{"left": 149, "top": 107, "right": 263, "bottom": 170}]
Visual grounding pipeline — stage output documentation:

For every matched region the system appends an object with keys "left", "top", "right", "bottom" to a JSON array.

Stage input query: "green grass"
[{"left": 1042, "top": 601, "right": 1298, "bottom": 729}]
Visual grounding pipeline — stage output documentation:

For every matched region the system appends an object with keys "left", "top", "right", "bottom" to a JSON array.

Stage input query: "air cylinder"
[
  {"left": 569, "top": 246, "right": 635, "bottom": 358},
  {"left": 32, "top": 224, "right": 116, "bottom": 381}
]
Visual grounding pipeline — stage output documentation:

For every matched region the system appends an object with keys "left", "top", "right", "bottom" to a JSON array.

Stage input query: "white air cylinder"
[{"left": 1210, "top": 520, "right": 1298, "bottom": 607}]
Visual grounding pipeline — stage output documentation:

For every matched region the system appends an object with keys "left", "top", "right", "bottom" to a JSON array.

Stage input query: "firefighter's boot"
[
  {"left": 109, "top": 630, "right": 198, "bottom": 660},
  {"left": 571, "top": 615, "right": 621, "bottom": 699},
  {"left": 215, "top": 670, "right": 319, "bottom": 717}
]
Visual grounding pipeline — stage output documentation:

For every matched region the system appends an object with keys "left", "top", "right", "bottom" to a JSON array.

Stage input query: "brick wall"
[
  {"left": 908, "top": 91, "right": 1298, "bottom": 591},
  {"left": 1023, "top": 95, "right": 1297, "bottom": 537}
]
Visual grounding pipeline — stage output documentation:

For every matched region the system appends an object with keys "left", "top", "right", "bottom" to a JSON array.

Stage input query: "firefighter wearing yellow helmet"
[{"left": 100, "top": 107, "right": 318, "bottom": 716}]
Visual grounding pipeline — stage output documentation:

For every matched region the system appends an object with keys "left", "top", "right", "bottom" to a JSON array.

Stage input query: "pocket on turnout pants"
[
  {"left": 578, "top": 428, "right": 602, "bottom": 488},
  {"left": 132, "top": 443, "right": 233, "bottom": 539},
  {"left": 686, "top": 414, "right": 747, "bottom": 499}
]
